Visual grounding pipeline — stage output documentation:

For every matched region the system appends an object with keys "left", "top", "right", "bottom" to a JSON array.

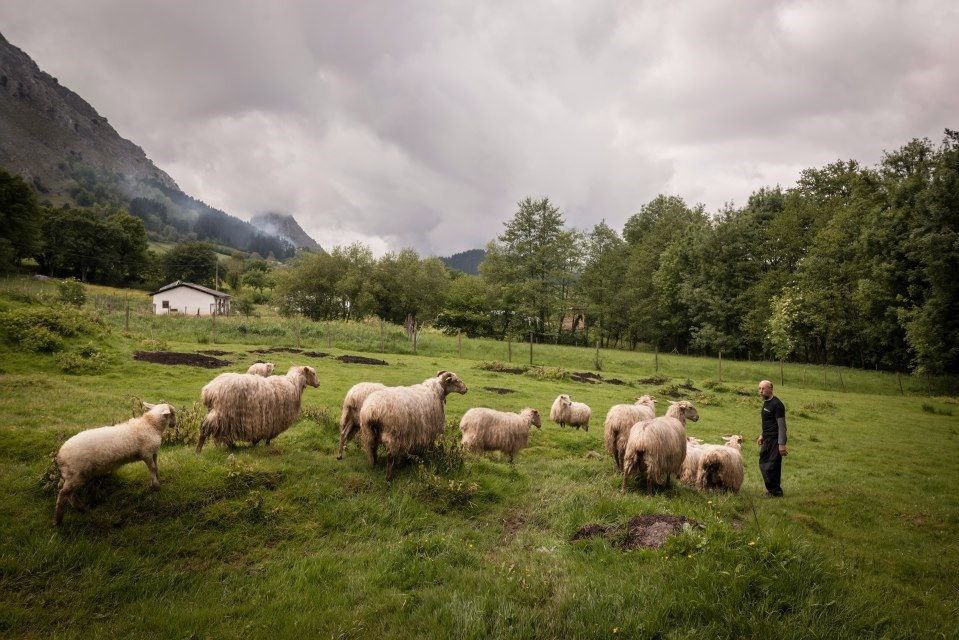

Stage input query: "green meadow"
[{"left": 0, "top": 281, "right": 957, "bottom": 639}]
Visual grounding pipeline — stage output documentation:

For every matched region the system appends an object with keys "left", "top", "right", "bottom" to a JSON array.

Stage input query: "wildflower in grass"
[{"left": 748, "top": 540, "right": 756, "bottom": 546}]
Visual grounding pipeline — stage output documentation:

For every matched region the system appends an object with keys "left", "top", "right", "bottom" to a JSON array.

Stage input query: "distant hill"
[
  {"left": 441, "top": 248, "right": 486, "bottom": 275},
  {"left": 0, "top": 31, "right": 299, "bottom": 259},
  {"left": 250, "top": 212, "right": 321, "bottom": 251}
]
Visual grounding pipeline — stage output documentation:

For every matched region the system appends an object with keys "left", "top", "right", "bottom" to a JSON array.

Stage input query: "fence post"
[
  {"left": 897, "top": 372, "right": 904, "bottom": 396},
  {"left": 780, "top": 359, "right": 784, "bottom": 387},
  {"left": 379, "top": 318, "right": 384, "bottom": 352},
  {"left": 124, "top": 293, "right": 130, "bottom": 331},
  {"left": 837, "top": 367, "right": 846, "bottom": 393},
  {"left": 508, "top": 337, "right": 512, "bottom": 363},
  {"left": 718, "top": 350, "right": 722, "bottom": 382},
  {"left": 327, "top": 322, "right": 332, "bottom": 349},
  {"left": 529, "top": 332, "right": 533, "bottom": 365},
  {"left": 595, "top": 339, "right": 601, "bottom": 370},
  {"left": 413, "top": 325, "right": 418, "bottom": 354},
  {"left": 295, "top": 314, "right": 301, "bottom": 350},
  {"left": 458, "top": 332, "right": 462, "bottom": 358},
  {"left": 655, "top": 343, "right": 659, "bottom": 373},
  {"left": 211, "top": 307, "right": 216, "bottom": 343}
]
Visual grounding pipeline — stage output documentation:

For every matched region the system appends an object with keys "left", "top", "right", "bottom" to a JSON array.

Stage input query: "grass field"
[{"left": 1, "top": 280, "right": 957, "bottom": 638}]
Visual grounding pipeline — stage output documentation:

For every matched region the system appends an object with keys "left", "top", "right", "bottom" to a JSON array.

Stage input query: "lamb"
[
  {"left": 360, "top": 371, "right": 468, "bottom": 480},
  {"left": 680, "top": 436, "right": 707, "bottom": 486},
  {"left": 246, "top": 362, "right": 276, "bottom": 377},
  {"left": 459, "top": 407, "right": 541, "bottom": 463},
  {"left": 621, "top": 400, "right": 700, "bottom": 492},
  {"left": 697, "top": 435, "right": 745, "bottom": 492},
  {"left": 603, "top": 395, "right": 656, "bottom": 470},
  {"left": 54, "top": 402, "right": 176, "bottom": 526},
  {"left": 337, "top": 381, "right": 387, "bottom": 460},
  {"left": 195, "top": 365, "right": 319, "bottom": 452},
  {"left": 550, "top": 394, "right": 591, "bottom": 430}
]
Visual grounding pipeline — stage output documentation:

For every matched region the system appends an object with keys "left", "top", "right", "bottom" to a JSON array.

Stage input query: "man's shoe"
[{"left": 762, "top": 491, "right": 784, "bottom": 498}]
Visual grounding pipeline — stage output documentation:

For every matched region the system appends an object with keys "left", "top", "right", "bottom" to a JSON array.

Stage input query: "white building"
[{"left": 151, "top": 281, "right": 231, "bottom": 316}]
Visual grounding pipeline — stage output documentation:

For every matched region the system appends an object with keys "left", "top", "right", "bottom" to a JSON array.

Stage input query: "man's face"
[{"left": 758, "top": 383, "right": 773, "bottom": 399}]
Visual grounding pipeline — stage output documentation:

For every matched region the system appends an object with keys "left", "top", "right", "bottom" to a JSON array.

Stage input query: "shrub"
[
  {"left": 417, "top": 422, "right": 466, "bottom": 476},
  {"left": 57, "top": 343, "right": 107, "bottom": 374},
  {"left": 921, "top": 403, "right": 953, "bottom": 416},
  {"left": 21, "top": 325, "right": 64, "bottom": 352},
  {"left": 526, "top": 365, "right": 570, "bottom": 381},
  {"left": 57, "top": 278, "right": 86, "bottom": 307},
  {"left": 476, "top": 361, "right": 528, "bottom": 374},
  {"left": 233, "top": 294, "right": 256, "bottom": 317},
  {"left": 703, "top": 380, "right": 730, "bottom": 393},
  {"left": 141, "top": 338, "right": 169, "bottom": 351},
  {"left": 162, "top": 402, "right": 203, "bottom": 446},
  {"left": 637, "top": 375, "right": 669, "bottom": 385}
]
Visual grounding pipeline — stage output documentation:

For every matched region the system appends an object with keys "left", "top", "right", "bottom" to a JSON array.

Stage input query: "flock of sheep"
[{"left": 51, "top": 361, "right": 745, "bottom": 525}]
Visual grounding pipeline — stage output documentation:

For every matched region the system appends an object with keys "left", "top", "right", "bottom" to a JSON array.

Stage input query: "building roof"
[{"left": 150, "top": 280, "right": 231, "bottom": 298}]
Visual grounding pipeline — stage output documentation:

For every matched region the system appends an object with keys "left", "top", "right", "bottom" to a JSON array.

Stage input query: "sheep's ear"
[
  {"left": 142, "top": 402, "right": 155, "bottom": 410},
  {"left": 160, "top": 405, "right": 173, "bottom": 416},
  {"left": 436, "top": 370, "right": 449, "bottom": 377}
]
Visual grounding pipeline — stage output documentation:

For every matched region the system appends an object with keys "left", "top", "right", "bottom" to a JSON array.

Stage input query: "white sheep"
[
  {"left": 459, "top": 407, "right": 541, "bottom": 463},
  {"left": 246, "top": 362, "right": 276, "bottom": 377},
  {"left": 550, "top": 394, "right": 591, "bottom": 430},
  {"left": 360, "top": 371, "right": 468, "bottom": 480},
  {"left": 603, "top": 395, "right": 656, "bottom": 470},
  {"left": 195, "top": 365, "right": 319, "bottom": 452},
  {"left": 679, "top": 436, "right": 707, "bottom": 486},
  {"left": 697, "top": 435, "right": 745, "bottom": 492},
  {"left": 622, "top": 400, "right": 700, "bottom": 492},
  {"left": 54, "top": 402, "right": 176, "bottom": 525},
  {"left": 337, "top": 381, "right": 387, "bottom": 460}
]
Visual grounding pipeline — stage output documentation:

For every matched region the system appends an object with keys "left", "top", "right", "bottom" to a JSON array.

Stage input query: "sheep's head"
[
  {"left": 556, "top": 394, "right": 572, "bottom": 409},
  {"left": 262, "top": 362, "right": 276, "bottom": 375},
  {"left": 687, "top": 436, "right": 703, "bottom": 445},
  {"left": 291, "top": 365, "right": 320, "bottom": 388},
  {"left": 439, "top": 371, "right": 468, "bottom": 395},
  {"left": 142, "top": 402, "right": 176, "bottom": 430},
  {"left": 525, "top": 408, "right": 542, "bottom": 428},
  {"left": 722, "top": 434, "right": 744, "bottom": 449},
  {"left": 635, "top": 395, "right": 656, "bottom": 409},
  {"left": 668, "top": 400, "right": 699, "bottom": 422}
]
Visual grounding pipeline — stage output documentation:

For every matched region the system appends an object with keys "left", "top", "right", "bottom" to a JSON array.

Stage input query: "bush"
[
  {"left": 526, "top": 365, "right": 570, "bottom": 381},
  {"left": 57, "top": 343, "right": 107, "bottom": 374},
  {"left": 57, "top": 278, "right": 86, "bottom": 306},
  {"left": 21, "top": 325, "right": 64, "bottom": 352},
  {"left": 637, "top": 374, "right": 669, "bottom": 385},
  {"left": 0, "top": 305, "right": 104, "bottom": 352},
  {"left": 141, "top": 338, "right": 169, "bottom": 351},
  {"left": 233, "top": 294, "right": 256, "bottom": 316},
  {"left": 476, "top": 361, "right": 529, "bottom": 374},
  {"left": 162, "top": 402, "right": 203, "bottom": 446}
]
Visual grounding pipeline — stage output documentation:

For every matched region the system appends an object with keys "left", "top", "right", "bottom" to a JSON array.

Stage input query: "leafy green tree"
[
  {"left": 57, "top": 278, "right": 87, "bottom": 307},
  {"left": 434, "top": 275, "right": 496, "bottom": 336},
  {"left": 161, "top": 242, "right": 218, "bottom": 286},
  {"left": 0, "top": 169, "right": 40, "bottom": 268}
]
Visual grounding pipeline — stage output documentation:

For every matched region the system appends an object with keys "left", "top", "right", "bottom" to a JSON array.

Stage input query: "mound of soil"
[
  {"left": 605, "top": 378, "right": 626, "bottom": 385},
  {"left": 251, "top": 347, "right": 304, "bottom": 354},
  {"left": 571, "top": 371, "right": 602, "bottom": 383},
  {"left": 571, "top": 514, "right": 702, "bottom": 550},
  {"left": 483, "top": 386, "right": 515, "bottom": 395},
  {"left": 336, "top": 355, "right": 388, "bottom": 366},
  {"left": 302, "top": 351, "right": 329, "bottom": 358},
  {"left": 197, "top": 349, "right": 231, "bottom": 356},
  {"left": 637, "top": 375, "right": 669, "bottom": 385},
  {"left": 134, "top": 351, "right": 230, "bottom": 368}
]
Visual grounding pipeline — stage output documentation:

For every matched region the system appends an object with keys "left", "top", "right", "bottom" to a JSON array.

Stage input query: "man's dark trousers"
[{"left": 759, "top": 439, "right": 783, "bottom": 496}]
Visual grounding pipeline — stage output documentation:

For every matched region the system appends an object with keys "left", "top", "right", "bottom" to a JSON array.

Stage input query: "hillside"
[
  {"left": 0, "top": 31, "right": 296, "bottom": 259},
  {"left": 250, "top": 212, "right": 322, "bottom": 251},
  {"left": 441, "top": 248, "right": 486, "bottom": 274}
]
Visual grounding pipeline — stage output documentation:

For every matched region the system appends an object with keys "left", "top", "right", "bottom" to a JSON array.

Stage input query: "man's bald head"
[{"left": 759, "top": 380, "right": 773, "bottom": 399}]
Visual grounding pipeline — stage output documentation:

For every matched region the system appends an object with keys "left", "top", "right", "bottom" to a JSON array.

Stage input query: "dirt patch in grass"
[
  {"left": 336, "top": 354, "right": 388, "bottom": 365},
  {"left": 637, "top": 375, "right": 669, "bottom": 385},
  {"left": 302, "top": 351, "right": 329, "bottom": 358},
  {"left": 605, "top": 378, "right": 626, "bottom": 385},
  {"left": 197, "top": 349, "right": 231, "bottom": 356},
  {"left": 477, "top": 362, "right": 528, "bottom": 374},
  {"left": 251, "top": 347, "right": 304, "bottom": 354},
  {"left": 571, "top": 371, "right": 602, "bottom": 384},
  {"left": 571, "top": 514, "right": 703, "bottom": 550},
  {"left": 483, "top": 386, "right": 515, "bottom": 395},
  {"left": 134, "top": 351, "right": 230, "bottom": 368}
]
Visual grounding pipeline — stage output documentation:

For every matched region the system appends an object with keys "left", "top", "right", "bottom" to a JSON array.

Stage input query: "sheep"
[
  {"left": 337, "top": 381, "right": 387, "bottom": 460},
  {"left": 246, "top": 362, "right": 276, "bottom": 377},
  {"left": 459, "top": 407, "right": 541, "bottom": 463},
  {"left": 195, "top": 365, "right": 319, "bottom": 452},
  {"left": 697, "top": 435, "right": 745, "bottom": 492},
  {"left": 54, "top": 402, "right": 176, "bottom": 526},
  {"left": 550, "top": 394, "right": 591, "bottom": 431},
  {"left": 621, "top": 400, "right": 700, "bottom": 492},
  {"left": 360, "top": 370, "right": 468, "bottom": 480},
  {"left": 603, "top": 395, "right": 656, "bottom": 470},
  {"left": 680, "top": 436, "right": 707, "bottom": 486}
]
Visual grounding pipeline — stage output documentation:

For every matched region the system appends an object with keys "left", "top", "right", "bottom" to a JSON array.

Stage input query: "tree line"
[{"left": 272, "top": 131, "right": 959, "bottom": 375}]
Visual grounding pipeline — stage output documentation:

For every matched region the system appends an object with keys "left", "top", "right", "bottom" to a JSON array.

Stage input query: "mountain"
[
  {"left": 441, "top": 248, "right": 486, "bottom": 275},
  {"left": 250, "top": 212, "right": 321, "bottom": 251},
  {"left": 0, "top": 31, "right": 296, "bottom": 259}
]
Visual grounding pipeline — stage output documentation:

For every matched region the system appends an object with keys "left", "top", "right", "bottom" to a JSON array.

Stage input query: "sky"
[{"left": 1, "top": 1, "right": 957, "bottom": 256}]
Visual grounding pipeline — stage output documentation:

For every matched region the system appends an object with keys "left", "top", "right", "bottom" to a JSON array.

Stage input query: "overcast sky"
[{"left": 2, "top": 1, "right": 957, "bottom": 255}]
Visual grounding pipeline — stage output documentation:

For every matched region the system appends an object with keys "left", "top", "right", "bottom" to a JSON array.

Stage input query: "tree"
[
  {"left": 161, "top": 242, "right": 218, "bottom": 286},
  {"left": 434, "top": 275, "right": 496, "bottom": 336},
  {"left": 0, "top": 169, "right": 40, "bottom": 269}
]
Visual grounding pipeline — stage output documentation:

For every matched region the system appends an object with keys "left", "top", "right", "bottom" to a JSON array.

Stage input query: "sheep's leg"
[
  {"left": 385, "top": 454, "right": 395, "bottom": 481},
  {"left": 265, "top": 438, "right": 272, "bottom": 447},
  {"left": 508, "top": 453, "right": 515, "bottom": 464},
  {"left": 143, "top": 453, "right": 160, "bottom": 490},
  {"left": 336, "top": 429, "right": 347, "bottom": 460},
  {"left": 54, "top": 482, "right": 76, "bottom": 526},
  {"left": 195, "top": 430, "right": 207, "bottom": 454}
]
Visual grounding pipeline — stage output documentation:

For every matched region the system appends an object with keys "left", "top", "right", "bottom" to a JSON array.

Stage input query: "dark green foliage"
[
  {"left": 160, "top": 241, "right": 218, "bottom": 286},
  {"left": 0, "top": 168, "right": 41, "bottom": 269},
  {"left": 0, "top": 304, "right": 104, "bottom": 352},
  {"left": 57, "top": 343, "right": 107, "bottom": 374}
]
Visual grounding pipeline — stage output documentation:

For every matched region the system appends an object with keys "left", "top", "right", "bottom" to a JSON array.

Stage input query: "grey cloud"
[{"left": 0, "top": 0, "right": 955, "bottom": 255}]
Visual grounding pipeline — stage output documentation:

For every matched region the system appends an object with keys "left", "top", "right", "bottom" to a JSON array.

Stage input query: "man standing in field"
[{"left": 757, "top": 380, "right": 787, "bottom": 497}]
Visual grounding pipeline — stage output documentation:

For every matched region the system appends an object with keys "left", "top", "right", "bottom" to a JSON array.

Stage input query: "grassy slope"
[{"left": 0, "top": 289, "right": 957, "bottom": 638}]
